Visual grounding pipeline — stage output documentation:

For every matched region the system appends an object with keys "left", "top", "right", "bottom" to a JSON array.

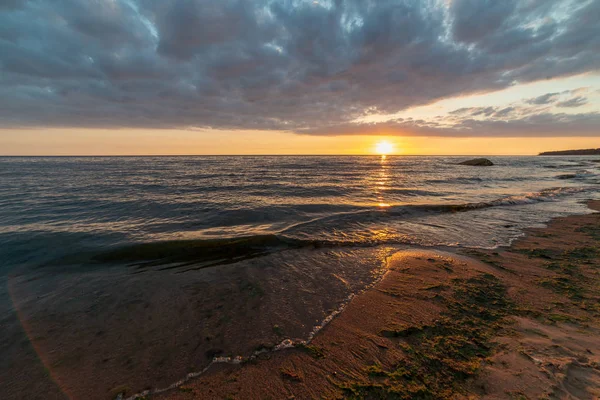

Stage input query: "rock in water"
[{"left": 458, "top": 158, "right": 494, "bottom": 166}]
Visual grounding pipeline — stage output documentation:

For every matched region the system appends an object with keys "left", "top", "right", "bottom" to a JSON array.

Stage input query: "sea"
[
  {"left": 2, "top": 155, "right": 600, "bottom": 268},
  {"left": 0, "top": 155, "right": 599, "bottom": 399}
]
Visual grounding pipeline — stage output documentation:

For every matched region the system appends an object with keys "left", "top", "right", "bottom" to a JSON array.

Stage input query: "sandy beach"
[{"left": 152, "top": 201, "right": 600, "bottom": 400}]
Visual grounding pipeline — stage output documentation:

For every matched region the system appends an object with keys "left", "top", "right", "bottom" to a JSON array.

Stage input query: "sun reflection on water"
[{"left": 375, "top": 155, "right": 391, "bottom": 208}]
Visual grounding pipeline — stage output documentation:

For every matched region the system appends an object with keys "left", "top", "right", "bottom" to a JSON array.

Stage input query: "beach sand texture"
[{"left": 156, "top": 201, "right": 600, "bottom": 400}]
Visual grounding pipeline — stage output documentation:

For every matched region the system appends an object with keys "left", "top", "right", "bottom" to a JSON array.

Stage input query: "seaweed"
[
  {"left": 281, "top": 367, "right": 303, "bottom": 381},
  {"left": 340, "top": 274, "right": 512, "bottom": 399},
  {"left": 538, "top": 276, "right": 584, "bottom": 300},
  {"left": 297, "top": 344, "right": 326, "bottom": 359},
  {"left": 576, "top": 225, "right": 600, "bottom": 240}
]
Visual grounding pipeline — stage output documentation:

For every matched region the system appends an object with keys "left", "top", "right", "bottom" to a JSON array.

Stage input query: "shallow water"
[{"left": 1, "top": 156, "right": 599, "bottom": 399}]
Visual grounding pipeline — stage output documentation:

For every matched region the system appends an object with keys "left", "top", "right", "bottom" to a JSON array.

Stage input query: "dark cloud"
[
  {"left": 448, "top": 107, "right": 501, "bottom": 117},
  {"left": 493, "top": 107, "right": 515, "bottom": 118},
  {"left": 451, "top": 0, "right": 517, "bottom": 43},
  {"left": 0, "top": 0, "right": 598, "bottom": 137},
  {"left": 524, "top": 87, "right": 591, "bottom": 108},
  {"left": 556, "top": 96, "right": 588, "bottom": 108},
  {"left": 449, "top": 108, "right": 471, "bottom": 115},
  {"left": 470, "top": 107, "right": 496, "bottom": 117},
  {"left": 0, "top": 0, "right": 26, "bottom": 10},
  {"left": 525, "top": 93, "right": 560, "bottom": 105}
]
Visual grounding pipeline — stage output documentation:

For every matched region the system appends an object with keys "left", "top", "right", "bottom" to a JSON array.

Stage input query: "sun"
[{"left": 375, "top": 140, "right": 394, "bottom": 155}]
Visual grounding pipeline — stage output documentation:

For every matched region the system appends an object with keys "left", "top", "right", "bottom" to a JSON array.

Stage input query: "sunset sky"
[{"left": 0, "top": 0, "right": 598, "bottom": 155}]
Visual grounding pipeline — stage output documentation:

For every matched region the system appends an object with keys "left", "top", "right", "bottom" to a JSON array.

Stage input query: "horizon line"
[{"left": 0, "top": 154, "right": 551, "bottom": 157}]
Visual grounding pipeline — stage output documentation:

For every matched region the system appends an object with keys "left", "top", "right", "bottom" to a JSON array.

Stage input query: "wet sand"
[{"left": 155, "top": 201, "right": 600, "bottom": 400}]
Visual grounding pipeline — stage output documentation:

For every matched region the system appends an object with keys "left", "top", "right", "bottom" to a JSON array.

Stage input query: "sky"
[{"left": 0, "top": 0, "right": 598, "bottom": 155}]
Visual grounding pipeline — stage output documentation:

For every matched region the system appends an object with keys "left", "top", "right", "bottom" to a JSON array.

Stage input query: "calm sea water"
[{"left": 1, "top": 156, "right": 599, "bottom": 271}]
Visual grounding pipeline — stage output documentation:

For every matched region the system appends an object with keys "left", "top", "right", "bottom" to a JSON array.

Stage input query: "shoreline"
[
  {"left": 3, "top": 200, "right": 599, "bottom": 400},
  {"left": 153, "top": 200, "right": 600, "bottom": 400}
]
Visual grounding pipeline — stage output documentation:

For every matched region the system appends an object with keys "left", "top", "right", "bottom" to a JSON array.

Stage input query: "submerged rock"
[{"left": 458, "top": 158, "right": 494, "bottom": 166}]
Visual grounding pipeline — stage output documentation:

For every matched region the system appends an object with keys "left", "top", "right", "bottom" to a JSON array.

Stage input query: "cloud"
[
  {"left": 523, "top": 87, "right": 591, "bottom": 108},
  {"left": 556, "top": 96, "right": 588, "bottom": 108},
  {"left": 525, "top": 93, "right": 560, "bottom": 105},
  {"left": 300, "top": 93, "right": 599, "bottom": 137},
  {"left": 0, "top": 0, "right": 599, "bottom": 137},
  {"left": 299, "top": 112, "right": 600, "bottom": 137},
  {"left": 451, "top": 0, "right": 517, "bottom": 43},
  {"left": 493, "top": 107, "right": 516, "bottom": 118},
  {"left": 0, "top": 0, "right": 26, "bottom": 10}
]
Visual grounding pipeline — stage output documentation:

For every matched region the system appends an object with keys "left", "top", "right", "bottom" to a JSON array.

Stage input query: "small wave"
[
  {"left": 556, "top": 174, "right": 578, "bottom": 180},
  {"left": 454, "top": 186, "right": 588, "bottom": 209},
  {"left": 385, "top": 187, "right": 587, "bottom": 215},
  {"left": 92, "top": 234, "right": 301, "bottom": 268},
  {"left": 384, "top": 188, "right": 449, "bottom": 196},
  {"left": 426, "top": 177, "right": 484, "bottom": 184},
  {"left": 86, "top": 186, "right": 589, "bottom": 269}
]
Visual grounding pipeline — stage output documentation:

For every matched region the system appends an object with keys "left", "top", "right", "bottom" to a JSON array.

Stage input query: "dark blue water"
[{"left": 1, "top": 156, "right": 599, "bottom": 271}]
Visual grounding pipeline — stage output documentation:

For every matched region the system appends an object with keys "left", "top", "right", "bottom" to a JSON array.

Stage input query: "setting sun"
[{"left": 375, "top": 140, "right": 395, "bottom": 155}]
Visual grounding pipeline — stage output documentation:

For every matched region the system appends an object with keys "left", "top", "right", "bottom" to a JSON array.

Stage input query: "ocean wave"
[{"left": 87, "top": 186, "right": 591, "bottom": 269}]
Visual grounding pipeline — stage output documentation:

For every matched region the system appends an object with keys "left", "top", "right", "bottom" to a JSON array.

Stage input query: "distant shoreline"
[{"left": 539, "top": 148, "right": 600, "bottom": 156}]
